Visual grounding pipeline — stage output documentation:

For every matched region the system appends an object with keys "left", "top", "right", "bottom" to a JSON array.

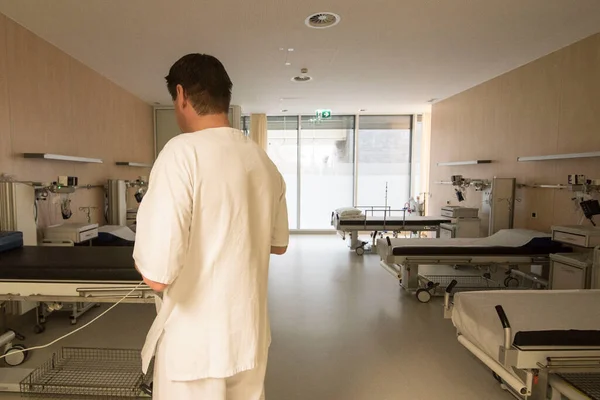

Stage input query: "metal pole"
[{"left": 384, "top": 182, "right": 388, "bottom": 230}]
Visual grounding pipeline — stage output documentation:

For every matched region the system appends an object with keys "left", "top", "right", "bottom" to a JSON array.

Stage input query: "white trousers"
[{"left": 154, "top": 340, "right": 267, "bottom": 400}]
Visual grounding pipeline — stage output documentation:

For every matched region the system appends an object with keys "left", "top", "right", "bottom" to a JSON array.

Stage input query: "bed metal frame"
[
  {"left": 0, "top": 281, "right": 154, "bottom": 365},
  {"left": 332, "top": 207, "right": 448, "bottom": 255},
  {"left": 444, "top": 283, "right": 600, "bottom": 399},
  {"left": 379, "top": 237, "right": 551, "bottom": 301},
  {"left": 0, "top": 282, "right": 156, "bottom": 395}
]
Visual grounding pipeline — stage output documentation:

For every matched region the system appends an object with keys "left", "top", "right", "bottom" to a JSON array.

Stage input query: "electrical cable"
[{"left": 0, "top": 281, "right": 147, "bottom": 360}]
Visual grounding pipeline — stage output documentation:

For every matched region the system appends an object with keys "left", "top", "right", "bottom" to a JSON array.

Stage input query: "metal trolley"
[{"left": 415, "top": 269, "right": 548, "bottom": 303}]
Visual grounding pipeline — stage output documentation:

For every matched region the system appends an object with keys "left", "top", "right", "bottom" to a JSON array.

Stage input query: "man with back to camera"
[{"left": 133, "top": 54, "right": 289, "bottom": 399}]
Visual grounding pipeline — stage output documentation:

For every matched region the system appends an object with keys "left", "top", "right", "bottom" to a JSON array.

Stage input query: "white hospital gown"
[{"left": 133, "top": 128, "right": 289, "bottom": 381}]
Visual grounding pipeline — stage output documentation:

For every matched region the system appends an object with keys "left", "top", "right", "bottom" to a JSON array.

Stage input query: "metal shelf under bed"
[
  {"left": 20, "top": 347, "right": 148, "bottom": 399},
  {"left": 415, "top": 273, "right": 538, "bottom": 303},
  {"left": 558, "top": 373, "right": 600, "bottom": 400}
]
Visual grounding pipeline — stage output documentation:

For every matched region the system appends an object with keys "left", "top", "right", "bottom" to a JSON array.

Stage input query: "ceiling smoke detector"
[
  {"left": 305, "top": 12, "right": 341, "bottom": 29},
  {"left": 291, "top": 68, "right": 312, "bottom": 82}
]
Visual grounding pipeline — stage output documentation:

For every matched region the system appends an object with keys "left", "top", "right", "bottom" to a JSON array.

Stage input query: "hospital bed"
[
  {"left": 331, "top": 208, "right": 451, "bottom": 255},
  {"left": 377, "top": 230, "right": 570, "bottom": 302},
  {"left": 0, "top": 245, "right": 154, "bottom": 366},
  {"left": 444, "top": 287, "right": 600, "bottom": 399}
]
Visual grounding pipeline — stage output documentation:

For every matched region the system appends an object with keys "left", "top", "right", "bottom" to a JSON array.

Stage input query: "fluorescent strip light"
[
  {"left": 116, "top": 162, "right": 153, "bottom": 168},
  {"left": 517, "top": 151, "right": 600, "bottom": 162},
  {"left": 24, "top": 153, "right": 103, "bottom": 163},
  {"left": 437, "top": 160, "right": 492, "bottom": 166}
]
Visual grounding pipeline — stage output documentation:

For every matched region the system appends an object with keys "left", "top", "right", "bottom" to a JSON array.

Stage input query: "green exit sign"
[{"left": 316, "top": 109, "right": 332, "bottom": 119}]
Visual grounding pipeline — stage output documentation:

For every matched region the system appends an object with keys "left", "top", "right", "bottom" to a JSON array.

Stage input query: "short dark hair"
[{"left": 165, "top": 54, "right": 232, "bottom": 115}]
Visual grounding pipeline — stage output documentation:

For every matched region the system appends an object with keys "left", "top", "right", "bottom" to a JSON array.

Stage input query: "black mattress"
[
  {"left": 0, "top": 246, "right": 141, "bottom": 281},
  {"left": 514, "top": 330, "right": 600, "bottom": 347},
  {"left": 91, "top": 232, "right": 135, "bottom": 247},
  {"left": 392, "top": 237, "right": 570, "bottom": 256},
  {"left": 339, "top": 217, "right": 450, "bottom": 227}
]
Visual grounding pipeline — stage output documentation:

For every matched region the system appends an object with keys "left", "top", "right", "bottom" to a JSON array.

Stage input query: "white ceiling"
[{"left": 1, "top": 0, "right": 600, "bottom": 115}]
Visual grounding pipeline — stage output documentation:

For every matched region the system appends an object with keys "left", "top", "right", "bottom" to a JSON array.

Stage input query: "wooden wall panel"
[
  {"left": 0, "top": 15, "right": 153, "bottom": 227},
  {"left": 557, "top": 34, "right": 600, "bottom": 152},
  {"left": 430, "top": 32, "right": 600, "bottom": 232}
]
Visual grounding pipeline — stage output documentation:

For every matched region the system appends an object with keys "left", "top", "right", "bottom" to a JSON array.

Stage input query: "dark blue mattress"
[
  {"left": 392, "top": 237, "right": 571, "bottom": 256},
  {"left": 0, "top": 246, "right": 141, "bottom": 281}
]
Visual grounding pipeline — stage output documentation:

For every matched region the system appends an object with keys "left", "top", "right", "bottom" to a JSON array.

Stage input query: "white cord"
[{"left": 0, "top": 281, "right": 147, "bottom": 359}]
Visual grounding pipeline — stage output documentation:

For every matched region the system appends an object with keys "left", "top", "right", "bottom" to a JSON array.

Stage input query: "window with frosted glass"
[
  {"left": 299, "top": 116, "right": 355, "bottom": 229},
  {"left": 356, "top": 115, "right": 412, "bottom": 209},
  {"left": 266, "top": 116, "right": 298, "bottom": 229}
]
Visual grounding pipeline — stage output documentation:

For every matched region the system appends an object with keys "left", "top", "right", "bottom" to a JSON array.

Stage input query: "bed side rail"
[
  {"left": 443, "top": 279, "right": 459, "bottom": 318},
  {"left": 495, "top": 305, "right": 512, "bottom": 350}
]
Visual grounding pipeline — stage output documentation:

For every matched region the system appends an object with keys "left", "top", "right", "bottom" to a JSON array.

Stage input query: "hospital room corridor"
[{"left": 3, "top": 235, "right": 511, "bottom": 400}]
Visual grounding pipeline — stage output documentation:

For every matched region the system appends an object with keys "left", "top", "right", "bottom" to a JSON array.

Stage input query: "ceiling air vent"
[
  {"left": 305, "top": 12, "right": 341, "bottom": 29},
  {"left": 291, "top": 68, "right": 312, "bottom": 82}
]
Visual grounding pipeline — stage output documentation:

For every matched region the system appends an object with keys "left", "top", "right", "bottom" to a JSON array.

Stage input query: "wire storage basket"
[
  {"left": 557, "top": 373, "right": 600, "bottom": 400},
  {"left": 20, "top": 347, "right": 144, "bottom": 399}
]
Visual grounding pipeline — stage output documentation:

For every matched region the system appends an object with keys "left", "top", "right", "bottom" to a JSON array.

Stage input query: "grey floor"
[{"left": 2, "top": 235, "right": 512, "bottom": 399}]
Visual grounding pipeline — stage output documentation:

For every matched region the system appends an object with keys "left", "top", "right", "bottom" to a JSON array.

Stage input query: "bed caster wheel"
[
  {"left": 70, "top": 319, "right": 77, "bottom": 325},
  {"left": 355, "top": 247, "right": 365, "bottom": 256},
  {"left": 4, "top": 345, "right": 28, "bottom": 366},
  {"left": 34, "top": 324, "right": 45, "bottom": 334},
  {"left": 492, "top": 372, "right": 503, "bottom": 384},
  {"left": 416, "top": 288, "right": 432, "bottom": 303},
  {"left": 504, "top": 277, "right": 519, "bottom": 288}
]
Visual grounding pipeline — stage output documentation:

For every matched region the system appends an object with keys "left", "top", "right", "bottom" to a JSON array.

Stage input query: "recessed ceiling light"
[
  {"left": 359, "top": 109, "right": 367, "bottom": 112},
  {"left": 285, "top": 62, "right": 291, "bottom": 66},
  {"left": 288, "top": 48, "right": 294, "bottom": 52},
  {"left": 305, "top": 12, "right": 341, "bottom": 29}
]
